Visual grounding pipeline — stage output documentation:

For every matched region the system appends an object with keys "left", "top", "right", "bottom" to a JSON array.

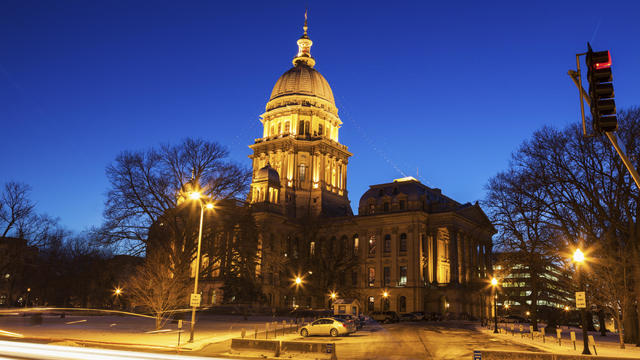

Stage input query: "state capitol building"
[{"left": 245, "top": 18, "right": 495, "bottom": 319}]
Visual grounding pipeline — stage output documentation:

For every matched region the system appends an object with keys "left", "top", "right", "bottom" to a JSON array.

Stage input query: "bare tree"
[
  {"left": 0, "top": 182, "right": 35, "bottom": 238},
  {"left": 485, "top": 169, "right": 565, "bottom": 331},
  {"left": 125, "top": 251, "right": 191, "bottom": 329},
  {"left": 489, "top": 108, "right": 640, "bottom": 344}
]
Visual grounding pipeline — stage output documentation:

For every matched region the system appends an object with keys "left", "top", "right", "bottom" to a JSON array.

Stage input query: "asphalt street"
[{"left": 197, "top": 321, "right": 544, "bottom": 360}]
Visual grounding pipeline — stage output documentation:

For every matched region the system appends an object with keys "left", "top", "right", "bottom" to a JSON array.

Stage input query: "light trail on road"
[{"left": 0, "top": 340, "right": 231, "bottom": 360}]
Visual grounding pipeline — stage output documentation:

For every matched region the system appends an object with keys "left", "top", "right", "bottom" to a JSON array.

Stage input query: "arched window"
[{"left": 368, "top": 235, "right": 376, "bottom": 256}]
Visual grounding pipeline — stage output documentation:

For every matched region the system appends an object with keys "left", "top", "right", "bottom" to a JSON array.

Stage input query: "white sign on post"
[
  {"left": 190, "top": 293, "right": 201, "bottom": 307},
  {"left": 575, "top": 292, "right": 586, "bottom": 308}
]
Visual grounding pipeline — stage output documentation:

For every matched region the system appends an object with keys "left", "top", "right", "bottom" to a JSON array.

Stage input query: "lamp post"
[
  {"left": 573, "top": 248, "right": 590, "bottom": 355},
  {"left": 113, "top": 287, "right": 122, "bottom": 309},
  {"left": 187, "top": 191, "right": 214, "bottom": 343},
  {"left": 491, "top": 277, "right": 499, "bottom": 333}
]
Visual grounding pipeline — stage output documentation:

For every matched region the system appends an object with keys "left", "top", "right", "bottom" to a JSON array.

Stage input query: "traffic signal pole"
[{"left": 568, "top": 64, "right": 640, "bottom": 190}]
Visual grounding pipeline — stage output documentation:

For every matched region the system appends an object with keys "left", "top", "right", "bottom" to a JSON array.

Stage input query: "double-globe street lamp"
[
  {"left": 572, "top": 248, "right": 590, "bottom": 355},
  {"left": 491, "top": 277, "right": 499, "bottom": 333},
  {"left": 187, "top": 191, "right": 214, "bottom": 343}
]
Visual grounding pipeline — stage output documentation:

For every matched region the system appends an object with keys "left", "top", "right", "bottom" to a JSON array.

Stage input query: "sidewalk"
[
  {"left": 0, "top": 313, "right": 301, "bottom": 353},
  {"left": 480, "top": 323, "right": 640, "bottom": 359}
]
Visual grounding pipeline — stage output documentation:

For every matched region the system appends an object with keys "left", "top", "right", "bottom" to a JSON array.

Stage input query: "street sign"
[
  {"left": 575, "top": 292, "right": 586, "bottom": 308},
  {"left": 178, "top": 320, "right": 183, "bottom": 329},
  {"left": 190, "top": 293, "right": 201, "bottom": 307}
]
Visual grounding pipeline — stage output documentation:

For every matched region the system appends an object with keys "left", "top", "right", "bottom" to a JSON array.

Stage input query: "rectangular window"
[
  {"left": 399, "top": 266, "right": 407, "bottom": 286},
  {"left": 310, "top": 241, "right": 315, "bottom": 256},
  {"left": 368, "top": 267, "right": 375, "bottom": 287},
  {"left": 399, "top": 234, "right": 407, "bottom": 252},
  {"left": 368, "top": 235, "right": 376, "bottom": 256},
  {"left": 284, "top": 121, "right": 290, "bottom": 133},
  {"left": 399, "top": 200, "right": 406, "bottom": 210},
  {"left": 299, "top": 164, "right": 306, "bottom": 182},
  {"left": 318, "top": 124, "right": 323, "bottom": 135},
  {"left": 383, "top": 202, "right": 389, "bottom": 212},
  {"left": 353, "top": 236, "right": 359, "bottom": 255},
  {"left": 352, "top": 270, "right": 358, "bottom": 286},
  {"left": 384, "top": 267, "right": 390, "bottom": 287},
  {"left": 384, "top": 235, "right": 391, "bottom": 253}
]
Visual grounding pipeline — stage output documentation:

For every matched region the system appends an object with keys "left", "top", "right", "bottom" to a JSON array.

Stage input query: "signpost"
[
  {"left": 570, "top": 331, "right": 576, "bottom": 350},
  {"left": 575, "top": 292, "right": 586, "bottom": 308},
  {"left": 190, "top": 293, "right": 201, "bottom": 307},
  {"left": 177, "top": 320, "right": 183, "bottom": 351}
]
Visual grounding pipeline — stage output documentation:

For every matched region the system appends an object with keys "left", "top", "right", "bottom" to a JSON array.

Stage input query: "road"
[
  {"left": 198, "top": 321, "right": 545, "bottom": 360},
  {"left": 0, "top": 339, "right": 232, "bottom": 360}
]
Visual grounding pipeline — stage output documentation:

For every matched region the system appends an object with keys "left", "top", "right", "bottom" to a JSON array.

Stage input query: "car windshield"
[{"left": 334, "top": 318, "right": 346, "bottom": 323}]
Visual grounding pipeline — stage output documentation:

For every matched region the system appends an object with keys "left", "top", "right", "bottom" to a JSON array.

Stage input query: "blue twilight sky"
[{"left": 1, "top": 1, "right": 639, "bottom": 233}]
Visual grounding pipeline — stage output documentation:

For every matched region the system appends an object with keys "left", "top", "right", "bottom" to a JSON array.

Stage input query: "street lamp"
[
  {"left": 572, "top": 247, "right": 590, "bottom": 355},
  {"left": 491, "top": 277, "right": 499, "bottom": 333},
  {"left": 187, "top": 190, "right": 214, "bottom": 343},
  {"left": 381, "top": 291, "right": 389, "bottom": 311}
]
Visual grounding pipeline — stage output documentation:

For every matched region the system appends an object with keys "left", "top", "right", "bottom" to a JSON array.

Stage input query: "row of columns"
[{"left": 427, "top": 227, "right": 491, "bottom": 285}]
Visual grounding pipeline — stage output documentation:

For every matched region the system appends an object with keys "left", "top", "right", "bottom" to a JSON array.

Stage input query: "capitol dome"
[{"left": 269, "top": 64, "right": 335, "bottom": 105}]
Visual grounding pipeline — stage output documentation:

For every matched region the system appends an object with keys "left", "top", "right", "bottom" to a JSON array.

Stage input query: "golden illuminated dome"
[
  {"left": 269, "top": 65, "right": 335, "bottom": 105},
  {"left": 266, "top": 11, "right": 336, "bottom": 109}
]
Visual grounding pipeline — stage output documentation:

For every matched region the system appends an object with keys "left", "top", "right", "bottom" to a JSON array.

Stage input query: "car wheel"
[
  {"left": 301, "top": 329, "right": 309, "bottom": 337},
  {"left": 330, "top": 328, "right": 338, "bottom": 337}
]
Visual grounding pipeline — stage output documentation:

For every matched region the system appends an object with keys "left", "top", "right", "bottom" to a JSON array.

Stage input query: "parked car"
[
  {"left": 501, "top": 315, "right": 527, "bottom": 323},
  {"left": 332, "top": 314, "right": 363, "bottom": 329},
  {"left": 410, "top": 311, "right": 426, "bottom": 321},
  {"left": 399, "top": 313, "right": 418, "bottom": 321},
  {"left": 300, "top": 318, "right": 356, "bottom": 337},
  {"left": 369, "top": 311, "right": 400, "bottom": 323}
]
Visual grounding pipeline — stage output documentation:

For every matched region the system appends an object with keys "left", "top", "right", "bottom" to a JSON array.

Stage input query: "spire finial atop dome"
[
  {"left": 293, "top": 10, "right": 316, "bottom": 68},
  {"left": 303, "top": 9, "right": 308, "bottom": 36}
]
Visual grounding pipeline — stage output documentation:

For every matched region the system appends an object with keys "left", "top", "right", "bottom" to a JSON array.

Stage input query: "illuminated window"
[
  {"left": 399, "top": 266, "right": 407, "bottom": 286},
  {"left": 368, "top": 267, "right": 375, "bottom": 287},
  {"left": 318, "top": 124, "right": 323, "bottom": 135},
  {"left": 368, "top": 235, "right": 376, "bottom": 256},
  {"left": 353, "top": 235, "right": 359, "bottom": 255},
  {"left": 299, "top": 164, "right": 306, "bottom": 182},
  {"left": 310, "top": 241, "right": 315, "bottom": 256}
]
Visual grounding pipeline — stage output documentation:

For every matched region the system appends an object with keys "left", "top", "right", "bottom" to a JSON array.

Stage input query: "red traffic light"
[{"left": 594, "top": 51, "right": 612, "bottom": 70}]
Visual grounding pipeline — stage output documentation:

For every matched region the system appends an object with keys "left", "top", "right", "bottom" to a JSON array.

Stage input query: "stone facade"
[{"left": 248, "top": 19, "right": 495, "bottom": 319}]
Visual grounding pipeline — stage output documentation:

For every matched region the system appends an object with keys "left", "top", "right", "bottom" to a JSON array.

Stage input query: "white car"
[{"left": 300, "top": 318, "right": 356, "bottom": 337}]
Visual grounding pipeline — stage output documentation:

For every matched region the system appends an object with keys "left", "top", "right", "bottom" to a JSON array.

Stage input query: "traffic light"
[{"left": 586, "top": 43, "right": 617, "bottom": 133}]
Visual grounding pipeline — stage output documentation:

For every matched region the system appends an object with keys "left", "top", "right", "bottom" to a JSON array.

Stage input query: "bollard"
[
  {"left": 254, "top": 326, "right": 258, "bottom": 339},
  {"left": 556, "top": 328, "right": 562, "bottom": 346},
  {"left": 529, "top": 325, "right": 534, "bottom": 340},
  {"left": 274, "top": 341, "right": 281, "bottom": 357},
  {"left": 241, "top": 328, "right": 246, "bottom": 339},
  {"left": 588, "top": 335, "right": 597, "bottom": 355},
  {"left": 519, "top": 325, "right": 524, "bottom": 338},
  {"left": 541, "top": 327, "right": 545, "bottom": 343},
  {"left": 330, "top": 343, "right": 338, "bottom": 360},
  {"left": 570, "top": 331, "right": 576, "bottom": 350},
  {"left": 510, "top": 324, "right": 515, "bottom": 336}
]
